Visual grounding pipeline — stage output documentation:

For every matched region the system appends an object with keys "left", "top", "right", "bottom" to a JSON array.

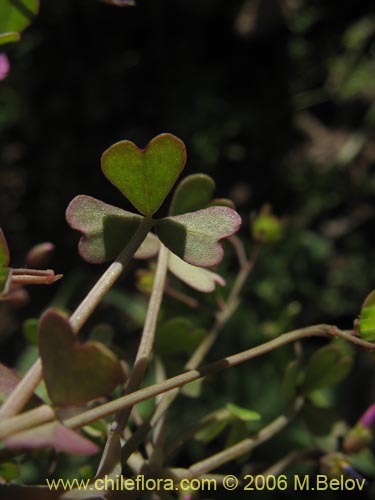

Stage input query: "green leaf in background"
[
  {"left": 169, "top": 173, "right": 235, "bottom": 216},
  {"left": 0, "top": 0, "right": 39, "bottom": 35},
  {"left": 169, "top": 173, "right": 215, "bottom": 216},
  {"left": 22, "top": 318, "right": 39, "bottom": 345},
  {"left": 301, "top": 401, "right": 337, "bottom": 436},
  {"left": 225, "top": 420, "right": 251, "bottom": 463},
  {"left": 0, "top": 462, "right": 19, "bottom": 482},
  {"left": 168, "top": 252, "right": 225, "bottom": 293},
  {"left": 39, "top": 308, "right": 124, "bottom": 406},
  {"left": 181, "top": 378, "right": 203, "bottom": 398},
  {"left": 195, "top": 418, "right": 230, "bottom": 444},
  {"left": 156, "top": 317, "right": 205, "bottom": 356},
  {"left": 0, "top": 267, "right": 11, "bottom": 296},
  {"left": 156, "top": 206, "right": 241, "bottom": 267},
  {"left": 282, "top": 359, "right": 302, "bottom": 401},
  {"left": 359, "top": 290, "right": 375, "bottom": 342},
  {"left": 226, "top": 403, "right": 261, "bottom": 422},
  {"left": 0, "top": 228, "right": 10, "bottom": 267},
  {"left": 101, "top": 133, "right": 186, "bottom": 216},
  {"left": 0, "top": 32, "right": 21, "bottom": 46},
  {"left": 66, "top": 195, "right": 145, "bottom": 263},
  {"left": 301, "top": 344, "right": 353, "bottom": 395}
]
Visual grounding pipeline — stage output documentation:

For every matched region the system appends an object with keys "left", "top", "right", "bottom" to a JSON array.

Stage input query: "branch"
[
  {"left": 0, "top": 325, "right": 372, "bottom": 440},
  {"left": 96, "top": 244, "right": 169, "bottom": 476},
  {"left": 0, "top": 217, "right": 153, "bottom": 420}
]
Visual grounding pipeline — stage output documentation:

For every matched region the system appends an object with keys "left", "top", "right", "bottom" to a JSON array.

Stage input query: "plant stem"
[
  {"left": 96, "top": 243, "right": 169, "bottom": 475},
  {"left": 0, "top": 405, "right": 53, "bottom": 441},
  {"left": 0, "top": 218, "right": 153, "bottom": 420},
  {"left": 186, "top": 242, "right": 261, "bottom": 371},
  {"left": 186, "top": 397, "right": 304, "bottom": 478},
  {"left": 0, "top": 325, "right": 373, "bottom": 439}
]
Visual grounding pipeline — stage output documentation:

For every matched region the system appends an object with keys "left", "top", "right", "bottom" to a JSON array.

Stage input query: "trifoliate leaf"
[
  {"left": 101, "top": 133, "right": 186, "bottom": 216},
  {"left": 156, "top": 207, "right": 241, "bottom": 267}
]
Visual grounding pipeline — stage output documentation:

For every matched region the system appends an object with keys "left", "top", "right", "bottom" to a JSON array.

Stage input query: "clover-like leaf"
[
  {"left": 168, "top": 252, "right": 225, "bottom": 292},
  {"left": 0, "top": 1, "right": 39, "bottom": 36},
  {"left": 39, "top": 309, "right": 124, "bottom": 406},
  {"left": 5, "top": 421, "right": 99, "bottom": 455},
  {"left": 101, "top": 133, "right": 186, "bottom": 216},
  {"left": 359, "top": 290, "right": 375, "bottom": 342},
  {"left": 66, "top": 195, "right": 145, "bottom": 263},
  {"left": 156, "top": 206, "right": 241, "bottom": 267}
]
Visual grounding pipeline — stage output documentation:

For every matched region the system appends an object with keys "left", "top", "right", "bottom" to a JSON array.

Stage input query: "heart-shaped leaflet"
[
  {"left": 101, "top": 133, "right": 187, "bottom": 217},
  {"left": 39, "top": 309, "right": 124, "bottom": 406},
  {"left": 156, "top": 206, "right": 242, "bottom": 267}
]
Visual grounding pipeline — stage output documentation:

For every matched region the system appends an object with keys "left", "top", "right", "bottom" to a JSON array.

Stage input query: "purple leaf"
[{"left": 156, "top": 207, "right": 241, "bottom": 267}]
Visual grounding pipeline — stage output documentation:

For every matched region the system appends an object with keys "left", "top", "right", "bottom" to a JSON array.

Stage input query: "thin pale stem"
[
  {"left": 0, "top": 405, "right": 54, "bottom": 440},
  {"left": 186, "top": 242, "right": 261, "bottom": 371},
  {"left": 0, "top": 218, "right": 153, "bottom": 420},
  {"left": 261, "top": 448, "right": 319, "bottom": 477},
  {"left": 0, "top": 325, "right": 373, "bottom": 440},
  {"left": 186, "top": 398, "right": 304, "bottom": 478},
  {"left": 63, "top": 326, "right": 375, "bottom": 428},
  {"left": 96, "top": 244, "right": 169, "bottom": 475}
]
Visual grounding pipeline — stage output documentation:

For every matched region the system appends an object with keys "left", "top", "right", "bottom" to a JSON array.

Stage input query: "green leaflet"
[
  {"left": 101, "top": 133, "right": 186, "bottom": 216},
  {"left": 0, "top": 1, "right": 39, "bottom": 35}
]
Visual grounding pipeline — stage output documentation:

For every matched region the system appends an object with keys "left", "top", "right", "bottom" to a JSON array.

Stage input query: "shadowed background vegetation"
[{"left": 0, "top": 0, "right": 374, "bottom": 496}]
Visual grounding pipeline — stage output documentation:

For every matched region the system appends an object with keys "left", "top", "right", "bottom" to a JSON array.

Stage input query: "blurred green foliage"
[{"left": 0, "top": 0, "right": 374, "bottom": 496}]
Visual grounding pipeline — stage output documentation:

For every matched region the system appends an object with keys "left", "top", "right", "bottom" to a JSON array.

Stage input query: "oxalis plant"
[{"left": 0, "top": 132, "right": 374, "bottom": 500}]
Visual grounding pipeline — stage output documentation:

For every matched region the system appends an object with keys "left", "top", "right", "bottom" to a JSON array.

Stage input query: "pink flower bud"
[
  {"left": 359, "top": 403, "right": 375, "bottom": 432},
  {"left": 0, "top": 53, "right": 10, "bottom": 81}
]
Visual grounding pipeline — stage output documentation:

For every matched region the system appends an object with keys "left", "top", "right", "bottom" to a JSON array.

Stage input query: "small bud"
[
  {"left": 250, "top": 204, "right": 283, "bottom": 243},
  {"left": 26, "top": 242, "right": 55, "bottom": 268},
  {"left": 0, "top": 53, "right": 10, "bottom": 81},
  {"left": 343, "top": 403, "right": 375, "bottom": 453},
  {"left": 135, "top": 266, "right": 155, "bottom": 294}
]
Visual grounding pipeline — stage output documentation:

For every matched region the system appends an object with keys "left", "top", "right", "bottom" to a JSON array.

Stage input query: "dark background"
[{"left": 0, "top": 0, "right": 374, "bottom": 493}]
